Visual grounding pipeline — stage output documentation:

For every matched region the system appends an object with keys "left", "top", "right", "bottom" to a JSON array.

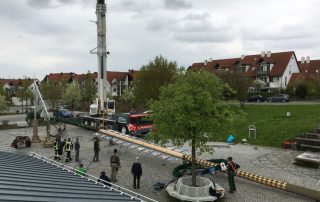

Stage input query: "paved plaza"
[{"left": 0, "top": 125, "right": 319, "bottom": 202}]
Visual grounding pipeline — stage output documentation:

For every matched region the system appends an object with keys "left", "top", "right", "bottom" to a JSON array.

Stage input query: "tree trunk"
[
  {"left": 191, "top": 139, "right": 196, "bottom": 187},
  {"left": 240, "top": 100, "right": 244, "bottom": 108}
]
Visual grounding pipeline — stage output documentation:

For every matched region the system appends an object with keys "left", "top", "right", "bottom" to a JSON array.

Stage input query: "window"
[{"left": 285, "top": 77, "right": 287, "bottom": 86}]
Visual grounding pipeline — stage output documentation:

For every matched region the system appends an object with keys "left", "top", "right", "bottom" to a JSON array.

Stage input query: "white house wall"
[{"left": 280, "top": 54, "right": 300, "bottom": 88}]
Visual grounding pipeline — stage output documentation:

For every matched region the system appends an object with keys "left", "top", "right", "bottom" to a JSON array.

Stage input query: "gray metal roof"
[{"left": 0, "top": 151, "right": 139, "bottom": 202}]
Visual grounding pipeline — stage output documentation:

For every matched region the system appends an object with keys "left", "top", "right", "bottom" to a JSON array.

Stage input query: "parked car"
[
  {"left": 267, "top": 94, "right": 290, "bottom": 102},
  {"left": 245, "top": 95, "right": 265, "bottom": 102},
  {"left": 54, "top": 109, "right": 73, "bottom": 119}
]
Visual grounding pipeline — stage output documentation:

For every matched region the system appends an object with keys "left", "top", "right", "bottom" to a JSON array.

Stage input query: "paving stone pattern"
[{"left": 0, "top": 126, "right": 319, "bottom": 202}]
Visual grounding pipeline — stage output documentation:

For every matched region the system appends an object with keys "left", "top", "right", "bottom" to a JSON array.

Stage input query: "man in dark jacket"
[
  {"left": 98, "top": 171, "right": 111, "bottom": 187},
  {"left": 227, "top": 156, "right": 237, "bottom": 193},
  {"left": 93, "top": 137, "right": 100, "bottom": 162},
  {"left": 59, "top": 138, "right": 66, "bottom": 157},
  {"left": 74, "top": 137, "right": 80, "bottom": 162},
  {"left": 131, "top": 157, "right": 142, "bottom": 189}
]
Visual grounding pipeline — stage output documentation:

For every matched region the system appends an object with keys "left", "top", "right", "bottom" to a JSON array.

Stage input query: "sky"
[{"left": 1, "top": 0, "right": 320, "bottom": 80}]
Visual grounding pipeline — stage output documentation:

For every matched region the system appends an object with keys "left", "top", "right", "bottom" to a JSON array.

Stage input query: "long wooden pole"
[{"left": 99, "top": 129, "right": 320, "bottom": 200}]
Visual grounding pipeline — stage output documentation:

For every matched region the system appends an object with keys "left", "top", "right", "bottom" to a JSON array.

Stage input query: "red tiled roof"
[
  {"left": 288, "top": 72, "right": 316, "bottom": 86},
  {"left": 189, "top": 51, "right": 295, "bottom": 78},
  {"left": 43, "top": 70, "right": 138, "bottom": 85},
  {"left": 106, "top": 71, "right": 128, "bottom": 84},
  {"left": 128, "top": 69, "right": 139, "bottom": 80},
  {"left": 0, "top": 78, "right": 34, "bottom": 87},
  {"left": 44, "top": 72, "right": 75, "bottom": 84},
  {"left": 298, "top": 60, "right": 320, "bottom": 74}
]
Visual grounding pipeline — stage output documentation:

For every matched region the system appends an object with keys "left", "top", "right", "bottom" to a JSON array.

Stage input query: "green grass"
[{"left": 216, "top": 104, "right": 320, "bottom": 147}]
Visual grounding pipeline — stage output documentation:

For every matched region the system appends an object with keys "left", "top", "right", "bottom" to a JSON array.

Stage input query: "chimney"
[
  {"left": 301, "top": 57, "right": 305, "bottom": 64},
  {"left": 306, "top": 56, "right": 310, "bottom": 63},
  {"left": 241, "top": 54, "right": 245, "bottom": 59},
  {"left": 204, "top": 60, "right": 208, "bottom": 65},
  {"left": 209, "top": 58, "right": 213, "bottom": 62},
  {"left": 266, "top": 51, "right": 271, "bottom": 57},
  {"left": 261, "top": 51, "right": 265, "bottom": 57}
]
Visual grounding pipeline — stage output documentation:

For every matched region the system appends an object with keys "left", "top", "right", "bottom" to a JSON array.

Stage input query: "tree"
[
  {"left": 63, "top": 81, "right": 81, "bottom": 110},
  {"left": 133, "top": 55, "right": 178, "bottom": 104},
  {"left": 120, "top": 88, "right": 136, "bottom": 109},
  {"left": 41, "top": 82, "right": 64, "bottom": 110},
  {"left": 15, "top": 79, "right": 33, "bottom": 113},
  {"left": 0, "top": 95, "right": 7, "bottom": 112},
  {"left": 218, "top": 71, "right": 252, "bottom": 107},
  {"left": 150, "top": 70, "right": 241, "bottom": 186},
  {"left": 295, "top": 84, "right": 307, "bottom": 98},
  {"left": 81, "top": 71, "right": 97, "bottom": 104}
]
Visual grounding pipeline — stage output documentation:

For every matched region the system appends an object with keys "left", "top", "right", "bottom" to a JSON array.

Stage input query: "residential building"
[
  {"left": 41, "top": 70, "right": 139, "bottom": 97},
  {"left": 189, "top": 51, "right": 300, "bottom": 91},
  {"left": 288, "top": 56, "right": 320, "bottom": 86}
]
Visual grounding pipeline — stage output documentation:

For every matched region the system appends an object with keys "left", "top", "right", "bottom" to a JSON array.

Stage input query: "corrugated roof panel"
[{"left": 0, "top": 151, "right": 140, "bottom": 202}]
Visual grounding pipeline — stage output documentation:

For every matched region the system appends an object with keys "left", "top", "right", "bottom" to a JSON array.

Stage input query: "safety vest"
[
  {"left": 65, "top": 141, "right": 73, "bottom": 151},
  {"left": 53, "top": 141, "right": 59, "bottom": 150}
]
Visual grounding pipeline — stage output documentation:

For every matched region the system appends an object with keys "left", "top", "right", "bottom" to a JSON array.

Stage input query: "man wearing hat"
[{"left": 131, "top": 157, "right": 142, "bottom": 189}]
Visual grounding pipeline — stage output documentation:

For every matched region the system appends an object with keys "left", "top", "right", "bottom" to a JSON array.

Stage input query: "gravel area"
[{"left": 0, "top": 125, "right": 319, "bottom": 202}]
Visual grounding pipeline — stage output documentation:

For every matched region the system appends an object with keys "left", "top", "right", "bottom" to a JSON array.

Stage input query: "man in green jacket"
[{"left": 77, "top": 163, "right": 87, "bottom": 176}]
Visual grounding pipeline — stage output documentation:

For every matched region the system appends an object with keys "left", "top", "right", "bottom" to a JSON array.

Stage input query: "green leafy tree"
[
  {"left": 150, "top": 70, "right": 241, "bottom": 186},
  {"left": 120, "top": 88, "right": 135, "bottom": 109},
  {"left": 63, "top": 81, "right": 81, "bottom": 110},
  {"left": 0, "top": 85, "right": 5, "bottom": 96},
  {"left": 0, "top": 95, "right": 7, "bottom": 111},
  {"left": 133, "top": 55, "right": 178, "bottom": 104},
  {"left": 16, "top": 78, "right": 33, "bottom": 113},
  {"left": 81, "top": 71, "right": 97, "bottom": 104},
  {"left": 218, "top": 71, "right": 252, "bottom": 107},
  {"left": 41, "top": 81, "right": 64, "bottom": 110},
  {"left": 295, "top": 84, "right": 307, "bottom": 98}
]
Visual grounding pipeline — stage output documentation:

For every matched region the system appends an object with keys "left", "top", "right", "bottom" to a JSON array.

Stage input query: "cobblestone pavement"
[{"left": 0, "top": 125, "right": 319, "bottom": 202}]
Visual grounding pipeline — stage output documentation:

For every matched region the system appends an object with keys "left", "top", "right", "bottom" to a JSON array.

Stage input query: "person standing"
[
  {"left": 93, "top": 138, "right": 100, "bottom": 162},
  {"left": 74, "top": 137, "right": 80, "bottom": 162},
  {"left": 110, "top": 149, "right": 120, "bottom": 182},
  {"left": 53, "top": 139, "right": 60, "bottom": 160},
  {"left": 65, "top": 138, "right": 73, "bottom": 162},
  {"left": 131, "top": 157, "right": 142, "bottom": 189},
  {"left": 227, "top": 156, "right": 237, "bottom": 193},
  {"left": 98, "top": 171, "right": 111, "bottom": 187},
  {"left": 59, "top": 138, "right": 66, "bottom": 158}
]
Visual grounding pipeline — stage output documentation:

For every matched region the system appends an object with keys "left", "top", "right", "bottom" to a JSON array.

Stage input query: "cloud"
[
  {"left": 164, "top": 0, "right": 192, "bottom": 10},
  {"left": 26, "top": 0, "right": 90, "bottom": 9},
  {"left": 172, "top": 12, "right": 234, "bottom": 43}
]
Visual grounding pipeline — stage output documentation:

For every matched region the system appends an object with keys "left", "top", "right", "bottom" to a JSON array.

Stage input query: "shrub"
[{"left": 295, "top": 84, "right": 307, "bottom": 98}]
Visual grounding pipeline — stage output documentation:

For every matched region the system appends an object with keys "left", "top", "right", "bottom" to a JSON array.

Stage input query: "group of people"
[
  {"left": 53, "top": 136, "right": 143, "bottom": 189},
  {"left": 53, "top": 136, "right": 73, "bottom": 162},
  {"left": 54, "top": 136, "right": 237, "bottom": 192}
]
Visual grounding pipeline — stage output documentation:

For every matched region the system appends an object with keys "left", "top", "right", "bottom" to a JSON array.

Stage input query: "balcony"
[
  {"left": 256, "top": 70, "right": 268, "bottom": 76},
  {"left": 268, "top": 82, "right": 281, "bottom": 88}
]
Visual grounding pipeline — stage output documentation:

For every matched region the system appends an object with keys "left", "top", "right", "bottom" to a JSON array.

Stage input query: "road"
[
  {"left": 245, "top": 101, "right": 320, "bottom": 105},
  {"left": 0, "top": 114, "right": 26, "bottom": 125}
]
